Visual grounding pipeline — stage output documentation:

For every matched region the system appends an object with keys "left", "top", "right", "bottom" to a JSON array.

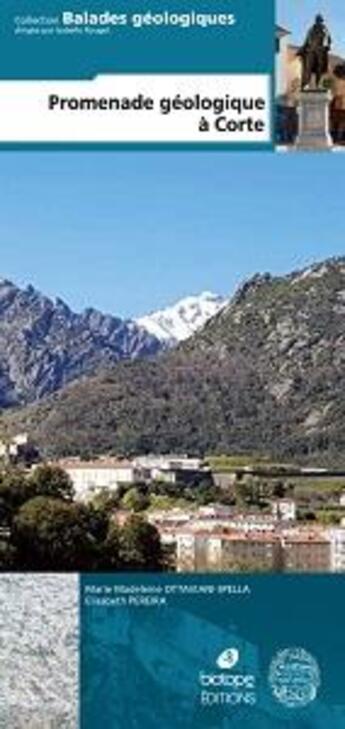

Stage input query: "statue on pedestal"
[{"left": 298, "top": 14, "right": 332, "bottom": 89}]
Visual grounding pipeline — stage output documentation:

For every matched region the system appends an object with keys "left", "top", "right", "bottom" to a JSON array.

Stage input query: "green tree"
[
  {"left": 79, "top": 504, "right": 109, "bottom": 543},
  {"left": 118, "top": 515, "right": 163, "bottom": 571},
  {"left": 12, "top": 496, "right": 95, "bottom": 570},
  {"left": 121, "top": 487, "right": 149, "bottom": 512},
  {"left": 317, "top": 510, "right": 341, "bottom": 526},
  {"left": 148, "top": 494, "right": 190, "bottom": 511},
  {"left": 272, "top": 480, "right": 287, "bottom": 499},
  {"left": 0, "top": 541, "right": 16, "bottom": 569},
  {"left": 91, "top": 489, "right": 120, "bottom": 513},
  {"left": 28, "top": 465, "right": 74, "bottom": 501},
  {"left": 0, "top": 468, "right": 37, "bottom": 526},
  {"left": 234, "top": 479, "right": 250, "bottom": 508},
  {"left": 101, "top": 522, "right": 121, "bottom": 570},
  {"left": 234, "top": 476, "right": 262, "bottom": 508}
]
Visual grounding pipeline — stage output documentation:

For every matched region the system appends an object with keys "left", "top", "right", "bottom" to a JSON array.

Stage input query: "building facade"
[
  {"left": 159, "top": 520, "right": 342, "bottom": 573},
  {"left": 54, "top": 458, "right": 140, "bottom": 499},
  {"left": 329, "top": 529, "right": 345, "bottom": 572}
]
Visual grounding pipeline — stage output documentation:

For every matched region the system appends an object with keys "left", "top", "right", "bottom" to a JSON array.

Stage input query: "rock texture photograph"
[{"left": 0, "top": 574, "right": 78, "bottom": 728}]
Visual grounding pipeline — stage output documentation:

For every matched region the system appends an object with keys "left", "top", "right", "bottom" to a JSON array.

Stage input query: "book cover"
[{"left": 0, "top": 1, "right": 344, "bottom": 727}]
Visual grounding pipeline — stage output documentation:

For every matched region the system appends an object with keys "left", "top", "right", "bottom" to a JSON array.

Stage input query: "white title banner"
[{"left": 0, "top": 74, "right": 271, "bottom": 143}]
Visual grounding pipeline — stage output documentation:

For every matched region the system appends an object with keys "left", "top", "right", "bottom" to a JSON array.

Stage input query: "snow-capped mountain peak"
[{"left": 136, "top": 291, "right": 227, "bottom": 343}]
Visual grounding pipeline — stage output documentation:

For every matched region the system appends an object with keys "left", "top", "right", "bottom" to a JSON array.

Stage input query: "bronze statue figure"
[{"left": 298, "top": 14, "right": 331, "bottom": 89}]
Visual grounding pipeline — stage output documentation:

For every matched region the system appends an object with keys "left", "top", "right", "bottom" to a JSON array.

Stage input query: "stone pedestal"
[{"left": 295, "top": 90, "right": 332, "bottom": 150}]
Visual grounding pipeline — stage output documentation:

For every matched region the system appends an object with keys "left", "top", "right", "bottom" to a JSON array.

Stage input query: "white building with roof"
[
  {"left": 55, "top": 458, "right": 140, "bottom": 500},
  {"left": 329, "top": 528, "right": 345, "bottom": 572},
  {"left": 134, "top": 454, "right": 206, "bottom": 475},
  {"left": 271, "top": 499, "right": 296, "bottom": 522}
]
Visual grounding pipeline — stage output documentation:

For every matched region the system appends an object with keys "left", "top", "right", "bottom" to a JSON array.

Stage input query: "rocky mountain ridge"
[
  {"left": 0, "top": 278, "right": 161, "bottom": 405},
  {"left": 4, "top": 256, "right": 345, "bottom": 464}
]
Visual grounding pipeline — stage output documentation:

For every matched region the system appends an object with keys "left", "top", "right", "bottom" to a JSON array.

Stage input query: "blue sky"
[
  {"left": 278, "top": 0, "right": 345, "bottom": 55},
  {"left": 0, "top": 152, "right": 344, "bottom": 318}
]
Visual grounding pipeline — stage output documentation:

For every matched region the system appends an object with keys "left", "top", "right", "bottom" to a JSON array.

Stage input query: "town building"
[
  {"left": 219, "top": 532, "right": 282, "bottom": 573},
  {"left": 133, "top": 454, "right": 205, "bottom": 471},
  {"left": 174, "top": 529, "right": 282, "bottom": 573},
  {"left": 133, "top": 454, "right": 211, "bottom": 485},
  {"left": 282, "top": 529, "right": 331, "bottom": 573},
  {"left": 197, "top": 504, "right": 233, "bottom": 519},
  {"left": 0, "top": 432, "right": 39, "bottom": 466},
  {"left": 329, "top": 529, "right": 345, "bottom": 572},
  {"left": 147, "top": 507, "right": 192, "bottom": 529},
  {"left": 155, "top": 518, "right": 344, "bottom": 573},
  {"left": 271, "top": 499, "right": 296, "bottom": 522},
  {"left": 276, "top": 25, "right": 291, "bottom": 99},
  {"left": 148, "top": 505, "right": 276, "bottom": 535},
  {"left": 222, "top": 513, "right": 277, "bottom": 533},
  {"left": 54, "top": 457, "right": 141, "bottom": 500}
]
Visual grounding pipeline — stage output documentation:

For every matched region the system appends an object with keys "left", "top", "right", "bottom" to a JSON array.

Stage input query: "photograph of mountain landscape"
[{"left": 0, "top": 151, "right": 345, "bottom": 572}]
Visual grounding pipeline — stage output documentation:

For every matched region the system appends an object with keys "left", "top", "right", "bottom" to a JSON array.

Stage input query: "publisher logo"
[
  {"left": 269, "top": 647, "right": 321, "bottom": 708},
  {"left": 216, "top": 648, "right": 239, "bottom": 670},
  {"left": 199, "top": 648, "right": 256, "bottom": 707}
]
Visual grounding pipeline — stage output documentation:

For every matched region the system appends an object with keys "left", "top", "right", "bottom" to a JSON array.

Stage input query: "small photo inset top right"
[{"left": 276, "top": 1, "right": 345, "bottom": 150}]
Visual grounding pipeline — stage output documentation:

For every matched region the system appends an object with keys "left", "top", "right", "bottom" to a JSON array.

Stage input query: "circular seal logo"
[{"left": 268, "top": 648, "right": 321, "bottom": 708}]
